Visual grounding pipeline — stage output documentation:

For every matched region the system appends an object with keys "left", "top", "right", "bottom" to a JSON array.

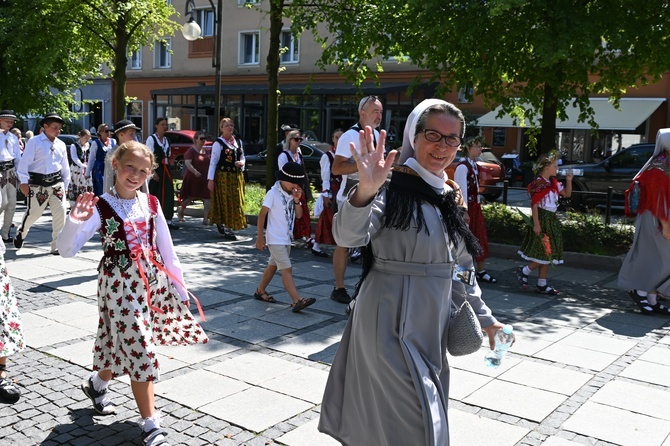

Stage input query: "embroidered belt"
[
  {"left": 0, "top": 160, "right": 14, "bottom": 171},
  {"left": 29, "top": 172, "right": 62, "bottom": 187}
]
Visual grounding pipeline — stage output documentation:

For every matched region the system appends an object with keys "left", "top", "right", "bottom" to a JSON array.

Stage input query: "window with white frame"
[
  {"left": 238, "top": 0, "right": 260, "bottom": 5},
  {"left": 129, "top": 48, "right": 142, "bottom": 70},
  {"left": 280, "top": 30, "right": 299, "bottom": 63},
  {"left": 154, "top": 38, "right": 171, "bottom": 68},
  {"left": 458, "top": 85, "right": 474, "bottom": 103},
  {"left": 239, "top": 31, "right": 260, "bottom": 65},
  {"left": 197, "top": 8, "right": 214, "bottom": 37}
]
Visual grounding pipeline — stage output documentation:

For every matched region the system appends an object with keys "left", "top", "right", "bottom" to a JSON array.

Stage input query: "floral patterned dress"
[
  {"left": 67, "top": 142, "right": 93, "bottom": 201},
  {"left": 0, "top": 238, "right": 24, "bottom": 358},
  {"left": 58, "top": 192, "right": 208, "bottom": 381}
]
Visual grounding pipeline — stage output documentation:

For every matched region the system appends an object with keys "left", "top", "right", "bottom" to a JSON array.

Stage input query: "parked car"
[
  {"left": 557, "top": 143, "right": 654, "bottom": 207},
  {"left": 164, "top": 130, "right": 213, "bottom": 177},
  {"left": 244, "top": 143, "right": 326, "bottom": 189},
  {"left": 57, "top": 134, "right": 78, "bottom": 148},
  {"left": 445, "top": 148, "right": 506, "bottom": 201}
]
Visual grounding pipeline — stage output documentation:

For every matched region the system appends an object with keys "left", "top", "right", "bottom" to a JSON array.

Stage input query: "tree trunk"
[
  {"left": 265, "top": 0, "right": 283, "bottom": 191},
  {"left": 539, "top": 82, "right": 557, "bottom": 156},
  {"left": 113, "top": 28, "right": 129, "bottom": 123}
]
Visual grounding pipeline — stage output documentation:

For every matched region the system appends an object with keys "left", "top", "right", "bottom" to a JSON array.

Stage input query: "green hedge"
[{"left": 482, "top": 203, "right": 634, "bottom": 256}]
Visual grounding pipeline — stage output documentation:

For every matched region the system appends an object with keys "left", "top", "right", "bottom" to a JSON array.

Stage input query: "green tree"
[
  {"left": 0, "top": 0, "right": 105, "bottom": 117},
  {"left": 0, "top": 0, "right": 178, "bottom": 122},
  {"left": 69, "top": 0, "right": 179, "bottom": 122},
  {"left": 289, "top": 0, "right": 670, "bottom": 154}
]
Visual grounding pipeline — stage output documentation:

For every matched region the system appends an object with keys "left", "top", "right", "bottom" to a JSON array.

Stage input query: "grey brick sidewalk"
[{"left": 1, "top": 206, "right": 670, "bottom": 446}]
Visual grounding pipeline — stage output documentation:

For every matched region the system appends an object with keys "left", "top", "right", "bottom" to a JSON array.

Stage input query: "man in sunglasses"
[
  {"left": 15, "top": 113, "right": 71, "bottom": 254},
  {"left": 329, "top": 95, "right": 384, "bottom": 304}
]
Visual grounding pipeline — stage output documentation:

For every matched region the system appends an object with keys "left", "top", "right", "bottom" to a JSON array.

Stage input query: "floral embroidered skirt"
[
  {"left": 0, "top": 257, "right": 24, "bottom": 358},
  {"left": 68, "top": 164, "right": 93, "bottom": 201},
  {"left": 93, "top": 260, "right": 208, "bottom": 381},
  {"left": 210, "top": 170, "right": 246, "bottom": 230},
  {"left": 518, "top": 208, "right": 564, "bottom": 265}
]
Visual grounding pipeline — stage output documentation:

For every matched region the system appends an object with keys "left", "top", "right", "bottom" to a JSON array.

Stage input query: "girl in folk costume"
[
  {"left": 67, "top": 129, "right": 93, "bottom": 201},
  {"left": 279, "top": 129, "right": 313, "bottom": 243},
  {"left": 58, "top": 141, "right": 207, "bottom": 446},
  {"left": 516, "top": 151, "right": 573, "bottom": 295},
  {"left": 146, "top": 117, "right": 178, "bottom": 230},
  {"left": 207, "top": 117, "right": 246, "bottom": 240},
  {"left": 0, "top": 207, "right": 25, "bottom": 404},
  {"left": 87, "top": 123, "right": 116, "bottom": 196},
  {"left": 454, "top": 136, "right": 497, "bottom": 283},
  {"left": 618, "top": 128, "right": 670, "bottom": 315},
  {"left": 313, "top": 129, "right": 344, "bottom": 257}
]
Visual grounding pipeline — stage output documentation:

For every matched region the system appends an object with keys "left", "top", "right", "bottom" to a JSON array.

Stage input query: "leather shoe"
[
  {"left": 2, "top": 237, "right": 12, "bottom": 243},
  {"left": 311, "top": 248, "right": 328, "bottom": 258},
  {"left": 13, "top": 233, "right": 23, "bottom": 249}
]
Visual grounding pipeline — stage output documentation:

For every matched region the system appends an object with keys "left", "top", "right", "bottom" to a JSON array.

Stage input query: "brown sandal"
[
  {"left": 292, "top": 297, "right": 316, "bottom": 313},
  {"left": 254, "top": 290, "right": 276, "bottom": 303}
]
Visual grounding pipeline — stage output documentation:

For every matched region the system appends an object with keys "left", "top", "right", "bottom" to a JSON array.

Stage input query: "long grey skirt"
[{"left": 619, "top": 211, "right": 670, "bottom": 293}]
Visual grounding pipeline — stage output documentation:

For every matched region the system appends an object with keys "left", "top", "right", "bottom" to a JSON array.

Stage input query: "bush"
[{"left": 482, "top": 203, "right": 634, "bottom": 256}]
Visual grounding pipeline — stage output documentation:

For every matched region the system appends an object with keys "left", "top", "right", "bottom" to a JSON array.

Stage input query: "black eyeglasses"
[
  {"left": 419, "top": 129, "right": 462, "bottom": 147},
  {"left": 292, "top": 137, "right": 304, "bottom": 142},
  {"left": 360, "top": 95, "right": 378, "bottom": 111}
]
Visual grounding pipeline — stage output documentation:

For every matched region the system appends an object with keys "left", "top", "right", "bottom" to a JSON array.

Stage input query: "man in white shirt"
[
  {"left": 0, "top": 110, "right": 22, "bottom": 242},
  {"left": 329, "top": 96, "right": 383, "bottom": 304},
  {"left": 15, "top": 113, "right": 71, "bottom": 254}
]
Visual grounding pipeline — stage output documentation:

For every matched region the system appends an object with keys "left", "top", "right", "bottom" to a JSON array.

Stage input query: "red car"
[
  {"left": 164, "top": 130, "right": 213, "bottom": 178},
  {"left": 444, "top": 148, "right": 506, "bottom": 201}
]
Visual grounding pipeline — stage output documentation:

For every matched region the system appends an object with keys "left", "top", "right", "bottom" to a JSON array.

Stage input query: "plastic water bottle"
[
  {"left": 558, "top": 168, "right": 583, "bottom": 176},
  {"left": 484, "top": 325, "right": 514, "bottom": 368}
]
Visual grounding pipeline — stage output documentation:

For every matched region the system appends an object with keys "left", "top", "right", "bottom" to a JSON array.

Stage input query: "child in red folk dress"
[
  {"left": 517, "top": 151, "right": 573, "bottom": 295},
  {"left": 254, "top": 162, "right": 317, "bottom": 313},
  {"left": 57, "top": 141, "right": 208, "bottom": 446}
]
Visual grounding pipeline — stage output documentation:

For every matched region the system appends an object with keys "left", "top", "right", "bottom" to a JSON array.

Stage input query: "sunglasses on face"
[
  {"left": 103, "top": 130, "right": 110, "bottom": 134},
  {"left": 360, "top": 95, "right": 378, "bottom": 110},
  {"left": 197, "top": 137, "right": 206, "bottom": 141},
  {"left": 292, "top": 137, "right": 303, "bottom": 142}
]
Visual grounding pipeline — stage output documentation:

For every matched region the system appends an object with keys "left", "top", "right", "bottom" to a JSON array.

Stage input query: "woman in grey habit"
[{"left": 319, "top": 99, "right": 505, "bottom": 446}]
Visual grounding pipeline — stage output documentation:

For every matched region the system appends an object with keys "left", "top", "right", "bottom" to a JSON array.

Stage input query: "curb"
[
  {"left": 183, "top": 207, "right": 623, "bottom": 273},
  {"left": 489, "top": 242, "right": 623, "bottom": 272}
]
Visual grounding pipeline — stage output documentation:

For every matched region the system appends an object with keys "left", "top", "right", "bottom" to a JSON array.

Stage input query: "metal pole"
[{"left": 208, "top": 0, "right": 223, "bottom": 131}]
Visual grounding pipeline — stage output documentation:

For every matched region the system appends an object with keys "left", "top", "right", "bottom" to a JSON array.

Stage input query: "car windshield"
[{"left": 480, "top": 150, "right": 502, "bottom": 164}]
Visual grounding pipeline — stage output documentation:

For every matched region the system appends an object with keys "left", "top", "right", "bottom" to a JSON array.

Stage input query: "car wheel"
[{"left": 482, "top": 191, "right": 502, "bottom": 202}]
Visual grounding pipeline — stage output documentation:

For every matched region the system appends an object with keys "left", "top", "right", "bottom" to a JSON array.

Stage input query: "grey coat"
[{"left": 319, "top": 188, "right": 497, "bottom": 446}]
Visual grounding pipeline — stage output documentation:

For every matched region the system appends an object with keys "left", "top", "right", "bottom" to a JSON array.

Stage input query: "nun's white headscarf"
[
  {"left": 397, "top": 99, "right": 459, "bottom": 164},
  {"left": 635, "top": 128, "right": 670, "bottom": 178}
]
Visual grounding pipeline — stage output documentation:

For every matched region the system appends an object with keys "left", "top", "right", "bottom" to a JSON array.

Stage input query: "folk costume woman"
[
  {"left": 453, "top": 136, "right": 497, "bottom": 283},
  {"left": 58, "top": 141, "right": 207, "bottom": 446},
  {"left": 67, "top": 129, "right": 93, "bottom": 201},
  {"left": 146, "top": 117, "right": 177, "bottom": 230},
  {"left": 278, "top": 129, "right": 312, "bottom": 242},
  {"left": 516, "top": 151, "right": 572, "bottom": 295},
  {"left": 319, "top": 100, "right": 504, "bottom": 446},
  {"left": 87, "top": 123, "right": 116, "bottom": 196},
  {"left": 619, "top": 128, "right": 670, "bottom": 314},
  {"left": 207, "top": 117, "right": 246, "bottom": 240}
]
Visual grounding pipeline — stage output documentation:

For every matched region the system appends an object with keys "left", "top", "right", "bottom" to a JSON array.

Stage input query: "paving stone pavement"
[{"left": 1, "top": 205, "right": 670, "bottom": 446}]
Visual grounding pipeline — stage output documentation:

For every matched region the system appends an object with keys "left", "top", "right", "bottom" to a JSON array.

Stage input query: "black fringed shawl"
[{"left": 351, "top": 166, "right": 482, "bottom": 302}]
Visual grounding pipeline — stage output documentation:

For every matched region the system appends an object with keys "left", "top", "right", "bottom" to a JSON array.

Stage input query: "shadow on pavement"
[{"left": 40, "top": 409, "right": 140, "bottom": 445}]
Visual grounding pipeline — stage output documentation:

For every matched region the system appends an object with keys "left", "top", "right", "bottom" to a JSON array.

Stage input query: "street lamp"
[{"left": 182, "top": 0, "right": 223, "bottom": 132}]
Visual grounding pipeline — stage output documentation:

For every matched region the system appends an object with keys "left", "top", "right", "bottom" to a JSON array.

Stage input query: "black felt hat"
[
  {"left": 40, "top": 112, "right": 64, "bottom": 126},
  {"left": 0, "top": 110, "right": 16, "bottom": 120},
  {"left": 113, "top": 119, "right": 141, "bottom": 134},
  {"left": 276, "top": 162, "right": 305, "bottom": 183}
]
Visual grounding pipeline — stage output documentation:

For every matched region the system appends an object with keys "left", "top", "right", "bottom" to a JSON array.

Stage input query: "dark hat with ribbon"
[
  {"left": 276, "top": 161, "right": 305, "bottom": 183},
  {"left": 113, "top": 119, "right": 141, "bottom": 134},
  {"left": 40, "top": 112, "right": 65, "bottom": 126},
  {"left": 0, "top": 110, "right": 17, "bottom": 120},
  {"left": 280, "top": 123, "right": 299, "bottom": 132}
]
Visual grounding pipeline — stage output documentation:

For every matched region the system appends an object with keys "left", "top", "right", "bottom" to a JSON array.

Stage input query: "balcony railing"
[{"left": 189, "top": 36, "right": 214, "bottom": 58}]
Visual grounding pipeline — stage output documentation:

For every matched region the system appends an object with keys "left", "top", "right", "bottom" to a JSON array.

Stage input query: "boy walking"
[{"left": 254, "top": 162, "right": 316, "bottom": 313}]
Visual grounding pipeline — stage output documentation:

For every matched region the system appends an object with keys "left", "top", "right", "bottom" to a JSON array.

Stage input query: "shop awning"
[{"left": 476, "top": 97, "right": 665, "bottom": 130}]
